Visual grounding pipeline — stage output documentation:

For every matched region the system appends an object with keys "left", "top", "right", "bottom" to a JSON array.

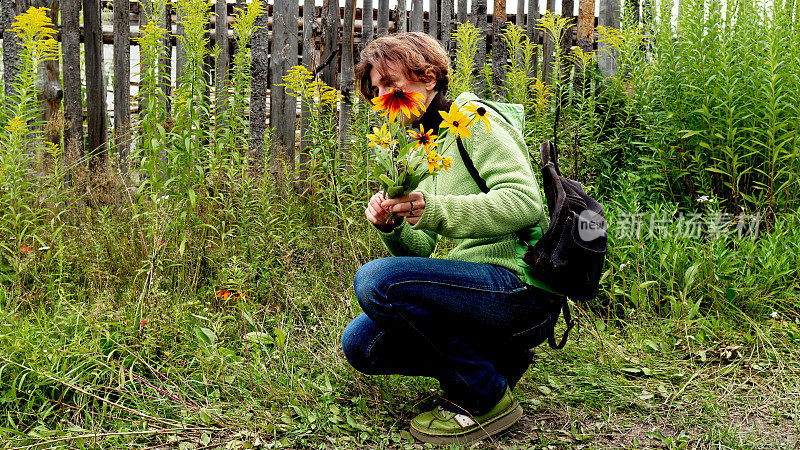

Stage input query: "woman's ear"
[{"left": 424, "top": 68, "right": 437, "bottom": 91}]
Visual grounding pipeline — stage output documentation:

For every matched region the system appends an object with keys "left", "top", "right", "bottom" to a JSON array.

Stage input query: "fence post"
[
  {"left": 542, "top": 0, "right": 555, "bottom": 85},
  {"left": 560, "top": 0, "right": 575, "bottom": 76},
  {"left": 159, "top": 2, "right": 172, "bottom": 114},
  {"left": 410, "top": 0, "right": 423, "bottom": 31},
  {"left": 62, "top": 0, "right": 84, "bottom": 174},
  {"left": 492, "top": 0, "right": 507, "bottom": 99},
  {"left": 33, "top": 1, "right": 62, "bottom": 152},
  {"left": 363, "top": 0, "right": 374, "bottom": 47},
  {"left": 598, "top": 0, "right": 620, "bottom": 76},
  {"left": 397, "top": 0, "right": 407, "bottom": 33},
  {"left": 577, "top": 0, "right": 594, "bottom": 54},
  {"left": 339, "top": 0, "right": 355, "bottom": 172},
  {"left": 457, "top": 0, "right": 467, "bottom": 23},
  {"left": 215, "top": 0, "right": 229, "bottom": 126},
  {"left": 527, "top": 0, "right": 539, "bottom": 79},
  {"left": 298, "top": 0, "right": 315, "bottom": 195},
  {"left": 270, "top": 0, "right": 298, "bottom": 190},
  {"left": 248, "top": 3, "right": 269, "bottom": 175},
  {"left": 473, "top": 0, "right": 487, "bottom": 96},
  {"left": 84, "top": 0, "right": 109, "bottom": 188},
  {"left": 114, "top": 0, "right": 131, "bottom": 176},
  {"left": 378, "top": 0, "right": 389, "bottom": 36},
  {"left": 176, "top": 1, "right": 186, "bottom": 81},
  {"left": 321, "top": 0, "right": 338, "bottom": 88}
]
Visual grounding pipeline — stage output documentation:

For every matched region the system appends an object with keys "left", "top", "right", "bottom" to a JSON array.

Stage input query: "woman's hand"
[
  {"left": 382, "top": 191, "right": 426, "bottom": 225},
  {"left": 365, "top": 191, "right": 398, "bottom": 227}
]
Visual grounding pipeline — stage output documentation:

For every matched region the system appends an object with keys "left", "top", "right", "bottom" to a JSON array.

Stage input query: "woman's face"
[{"left": 369, "top": 60, "right": 437, "bottom": 123}]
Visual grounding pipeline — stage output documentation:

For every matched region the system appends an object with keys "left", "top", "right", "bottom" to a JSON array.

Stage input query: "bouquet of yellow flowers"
[{"left": 368, "top": 89, "right": 493, "bottom": 198}]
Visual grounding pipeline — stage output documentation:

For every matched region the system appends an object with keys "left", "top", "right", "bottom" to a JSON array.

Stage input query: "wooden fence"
[{"left": 0, "top": 0, "right": 627, "bottom": 185}]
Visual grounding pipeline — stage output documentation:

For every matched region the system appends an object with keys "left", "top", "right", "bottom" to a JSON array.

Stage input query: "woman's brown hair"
[{"left": 355, "top": 32, "right": 450, "bottom": 101}]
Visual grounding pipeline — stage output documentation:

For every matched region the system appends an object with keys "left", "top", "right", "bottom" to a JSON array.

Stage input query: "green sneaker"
[{"left": 409, "top": 387, "right": 523, "bottom": 445}]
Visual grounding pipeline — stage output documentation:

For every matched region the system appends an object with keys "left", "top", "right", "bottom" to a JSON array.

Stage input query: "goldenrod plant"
[{"left": 450, "top": 22, "right": 483, "bottom": 99}]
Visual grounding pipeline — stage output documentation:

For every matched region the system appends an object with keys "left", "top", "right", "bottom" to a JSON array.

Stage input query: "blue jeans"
[{"left": 341, "top": 256, "right": 563, "bottom": 415}]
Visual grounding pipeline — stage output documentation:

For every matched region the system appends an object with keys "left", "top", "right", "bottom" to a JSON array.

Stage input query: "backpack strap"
[
  {"left": 547, "top": 297, "right": 575, "bottom": 349},
  {"left": 456, "top": 137, "right": 489, "bottom": 194}
]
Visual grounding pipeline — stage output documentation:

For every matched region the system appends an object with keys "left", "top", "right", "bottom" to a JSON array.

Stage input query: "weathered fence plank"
[
  {"left": 138, "top": 0, "right": 152, "bottom": 114},
  {"left": 473, "top": 0, "right": 487, "bottom": 95},
  {"left": 2, "top": 0, "right": 25, "bottom": 100},
  {"left": 248, "top": 4, "right": 268, "bottom": 175},
  {"left": 321, "top": 0, "right": 338, "bottom": 88},
  {"left": 62, "top": 0, "right": 83, "bottom": 168},
  {"left": 561, "top": 0, "right": 575, "bottom": 77},
  {"left": 441, "top": 0, "right": 453, "bottom": 50},
  {"left": 378, "top": 0, "right": 389, "bottom": 36},
  {"left": 528, "top": 0, "right": 539, "bottom": 78},
  {"left": 598, "top": 0, "right": 620, "bottom": 76},
  {"left": 411, "top": 0, "right": 423, "bottom": 31},
  {"left": 457, "top": 0, "right": 467, "bottom": 23},
  {"left": 114, "top": 0, "right": 131, "bottom": 174},
  {"left": 397, "top": 0, "right": 407, "bottom": 33},
  {"left": 161, "top": 1, "right": 172, "bottom": 113},
  {"left": 215, "top": 0, "right": 228, "bottom": 125},
  {"left": 430, "top": 0, "right": 439, "bottom": 40},
  {"left": 84, "top": 0, "right": 109, "bottom": 179},
  {"left": 339, "top": 0, "right": 356, "bottom": 170},
  {"left": 577, "top": 0, "right": 594, "bottom": 53},
  {"left": 270, "top": 0, "right": 298, "bottom": 188},
  {"left": 35, "top": 1, "right": 62, "bottom": 150},
  {"left": 176, "top": 2, "right": 186, "bottom": 81},
  {"left": 516, "top": 0, "right": 524, "bottom": 27},
  {"left": 542, "top": 0, "right": 556, "bottom": 85},
  {"left": 363, "top": 0, "right": 374, "bottom": 47},
  {"left": 298, "top": 0, "right": 315, "bottom": 194},
  {"left": 492, "top": 0, "right": 506, "bottom": 99}
]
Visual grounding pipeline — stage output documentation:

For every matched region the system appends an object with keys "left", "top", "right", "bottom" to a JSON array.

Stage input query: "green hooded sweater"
[{"left": 375, "top": 92, "right": 553, "bottom": 292}]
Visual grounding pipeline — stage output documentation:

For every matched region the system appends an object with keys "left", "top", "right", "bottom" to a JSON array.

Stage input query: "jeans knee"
[
  {"left": 341, "top": 313, "right": 381, "bottom": 375},
  {"left": 353, "top": 258, "right": 392, "bottom": 311}
]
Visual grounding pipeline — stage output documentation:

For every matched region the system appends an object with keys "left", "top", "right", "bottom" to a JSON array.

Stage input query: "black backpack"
[{"left": 456, "top": 135, "right": 608, "bottom": 348}]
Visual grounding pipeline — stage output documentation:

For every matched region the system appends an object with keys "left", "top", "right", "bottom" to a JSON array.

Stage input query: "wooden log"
[
  {"left": 62, "top": 0, "right": 84, "bottom": 167},
  {"left": 270, "top": 0, "right": 298, "bottom": 188},
  {"left": 492, "top": 0, "right": 506, "bottom": 99},
  {"left": 397, "top": 0, "right": 407, "bottom": 33},
  {"left": 339, "top": 0, "right": 355, "bottom": 171},
  {"left": 430, "top": 0, "right": 439, "bottom": 40},
  {"left": 410, "top": 0, "right": 423, "bottom": 31},
  {"left": 457, "top": 0, "right": 467, "bottom": 23},
  {"left": 598, "top": 0, "right": 619, "bottom": 76},
  {"left": 527, "top": 0, "right": 539, "bottom": 79},
  {"left": 473, "top": 0, "right": 487, "bottom": 95},
  {"left": 542, "top": 0, "right": 555, "bottom": 85},
  {"left": 577, "top": 0, "right": 594, "bottom": 54},
  {"left": 378, "top": 0, "right": 389, "bottom": 36},
  {"left": 321, "top": 0, "right": 338, "bottom": 88},
  {"left": 362, "top": 0, "right": 374, "bottom": 48},
  {"left": 248, "top": 4, "right": 269, "bottom": 175},
  {"left": 441, "top": 0, "right": 453, "bottom": 50},
  {"left": 215, "top": 0, "right": 229, "bottom": 126},
  {"left": 161, "top": 1, "right": 172, "bottom": 113},
  {"left": 114, "top": 0, "right": 131, "bottom": 175},
  {"left": 298, "top": 0, "right": 315, "bottom": 194}
]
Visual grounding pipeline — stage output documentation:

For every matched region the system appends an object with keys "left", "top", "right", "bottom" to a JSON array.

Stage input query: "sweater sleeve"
[
  {"left": 411, "top": 117, "right": 545, "bottom": 239},
  {"left": 374, "top": 221, "right": 438, "bottom": 257}
]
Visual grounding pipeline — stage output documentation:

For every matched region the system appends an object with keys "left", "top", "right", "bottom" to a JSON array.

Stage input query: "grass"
[{"left": 1, "top": 187, "right": 798, "bottom": 448}]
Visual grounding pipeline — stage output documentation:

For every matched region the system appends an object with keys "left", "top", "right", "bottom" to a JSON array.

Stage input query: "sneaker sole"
[{"left": 409, "top": 403, "right": 523, "bottom": 445}]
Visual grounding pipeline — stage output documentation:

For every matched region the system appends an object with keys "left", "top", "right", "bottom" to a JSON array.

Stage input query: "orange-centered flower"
[
  {"left": 439, "top": 103, "right": 472, "bottom": 139},
  {"left": 371, "top": 88, "right": 426, "bottom": 123},
  {"left": 407, "top": 125, "right": 438, "bottom": 153},
  {"left": 426, "top": 148, "right": 443, "bottom": 174},
  {"left": 463, "top": 102, "right": 491, "bottom": 132}
]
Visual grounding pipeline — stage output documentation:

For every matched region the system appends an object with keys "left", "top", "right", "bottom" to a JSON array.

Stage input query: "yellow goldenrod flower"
[{"left": 439, "top": 103, "right": 472, "bottom": 139}]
